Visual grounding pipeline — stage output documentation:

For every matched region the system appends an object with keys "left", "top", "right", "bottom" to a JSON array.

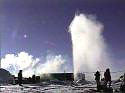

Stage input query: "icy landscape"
[
  {"left": 1, "top": 0, "right": 125, "bottom": 93},
  {"left": 1, "top": 10, "right": 125, "bottom": 93},
  {"left": 0, "top": 81, "right": 123, "bottom": 93}
]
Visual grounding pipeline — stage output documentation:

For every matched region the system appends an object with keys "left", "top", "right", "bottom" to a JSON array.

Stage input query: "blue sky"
[{"left": 1, "top": 0, "right": 125, "bottom": 72}]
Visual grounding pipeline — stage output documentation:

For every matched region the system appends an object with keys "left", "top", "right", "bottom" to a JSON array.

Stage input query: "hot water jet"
[{"left": 69, "top": 13, "right": 111, "bottom": 80}]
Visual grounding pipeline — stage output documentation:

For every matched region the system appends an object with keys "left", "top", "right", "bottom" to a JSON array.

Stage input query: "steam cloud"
[
  {"left": 1, "top": 52, "right": 67, "bottom": 77},
  {"left": 1, "top": 13, "right": 115, "bottom": 80},
  {"left": 69, "top": 13, "right": 112, "bottom": 80}
]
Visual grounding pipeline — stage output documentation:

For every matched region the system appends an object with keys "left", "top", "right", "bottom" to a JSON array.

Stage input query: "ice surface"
[{"left": 0, "top": 82, "right": 122, "bottom": 93}]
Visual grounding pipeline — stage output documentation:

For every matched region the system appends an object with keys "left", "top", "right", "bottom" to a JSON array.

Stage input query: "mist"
[
  {"left": 69, "top": 13, "right": 112, "bottom": 80},
  {"left": 1, "top": 52, "right": 69, "bottom": 77}
]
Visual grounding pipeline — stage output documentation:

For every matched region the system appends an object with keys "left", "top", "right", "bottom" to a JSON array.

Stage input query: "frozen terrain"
[{"left": 0, "top": 82, "right": 122, "bottom": 93}]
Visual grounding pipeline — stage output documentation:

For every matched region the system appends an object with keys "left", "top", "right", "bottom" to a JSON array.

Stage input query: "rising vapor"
[
  {"left": 69, "top": 13, "right": 112, "bottom": 80},
  {"left": 1, "top": 52, "right": 68, "bottom": 77}
]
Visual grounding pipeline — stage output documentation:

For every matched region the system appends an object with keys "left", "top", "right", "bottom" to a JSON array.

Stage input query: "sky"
[{"left": 0, "top": 0, "right": 125, "bottom": 75}]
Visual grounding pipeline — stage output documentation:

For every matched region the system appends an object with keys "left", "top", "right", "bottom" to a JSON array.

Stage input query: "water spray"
[{"left": 69, "top": 13, "right": 111, "bottom": 80}]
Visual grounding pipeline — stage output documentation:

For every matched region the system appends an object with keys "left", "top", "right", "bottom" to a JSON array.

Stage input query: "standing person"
[
  {"left": 120, "top": 73, "right": 125, "bottom": 92},
  {"left": 32, "top": 75, "right": 36, "bottom": 84},
  {"left": 104, "top": 68, "right": 111, "bottom": 87},
  {"left": 94, "top": 71, "right": 101, "bottom": 91},
  {"left": 18, "top": 70, "right": 23, "bottom": 86},
  {"left": 124, "top": 73, "right": 125, "bottom": 85}
]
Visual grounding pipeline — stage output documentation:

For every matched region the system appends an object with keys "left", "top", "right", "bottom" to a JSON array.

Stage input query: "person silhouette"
[
  {"left": 120, "top": 73, "right": 125, "bottom": 92},
  {"left": 123, "top": 73, "right": 125, "bottom": 85},
  {"left": 32, "top": 75, "right": 36, "bottom": 83},
  {"left": 18, "top": 70, "right": 23, "bottom": 86},
  {"left": 104, "top": 68, "right": 111, "bottom": 87},
  {"left": 94, "top": 71, "right": 101, "bottom": 91}
]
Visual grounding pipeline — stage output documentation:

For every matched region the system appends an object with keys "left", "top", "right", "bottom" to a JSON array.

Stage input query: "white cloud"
[
  {"left": 36, "top": 54, "right": 65, "bottom": 74},
  {"left": 1, "top": 52, "right": 67, "bottom": 77},
  {"left": 1, "top": 52, "right": 39, "bottom": 76}
]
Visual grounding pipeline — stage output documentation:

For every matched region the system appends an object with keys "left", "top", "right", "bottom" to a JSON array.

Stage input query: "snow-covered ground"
[
  {"left": 0, "top": 84, "right": 93, "bottom": 93},
  {"left": 0, "top": 82, "right": 122, "bottom": 93}
]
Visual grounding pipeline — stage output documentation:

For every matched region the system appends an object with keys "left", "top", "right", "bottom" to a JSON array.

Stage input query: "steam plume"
[
  {"left": 69, "top": 13, "right": 111, "bottom": 80},
  {"left": 1, "top": 52, "right": 67, "bottom": 77}
]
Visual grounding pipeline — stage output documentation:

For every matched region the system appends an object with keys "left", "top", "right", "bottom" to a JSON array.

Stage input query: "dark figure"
[
  {"left": 36, "top": 76, "right": 40, "bottom": 83},
  {"left": 94, "top": 71, "right": 101, "bottom": 91},
  {"left": 120, "top": 73, "right": 125, "bottom": 92},
  {"left": 104, "top": 68, "right": 111, "bottom": 87},
  {"left": 18, "top": 70, "right": 23, "bottom": 86},
  {"left": 32, "top": 75, "right": 36, "bottom": 83},
  {"left": 120, "top": 84, "right": 125, "bottom": 93},
  {"left": 123, "top": 73, "right": 125, "bottom": 85},
  {"left": 28, "top": 77, "right": 32, "bottom": 84}
]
